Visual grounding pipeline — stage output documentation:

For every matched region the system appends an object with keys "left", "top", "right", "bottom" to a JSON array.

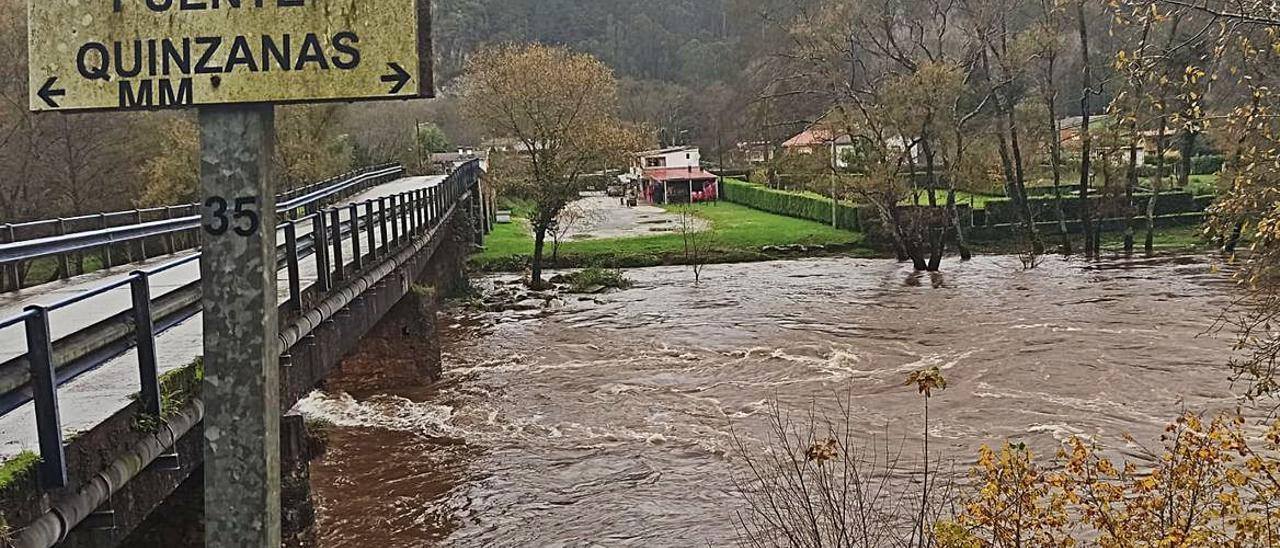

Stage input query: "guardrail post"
[
  {"left": 378, "top": 197, "right": 389, "bottom": 255},
  {"left": 398, "top": 193, "right": 408, "bottom": 242},
  {"left": 429, "top": 187, "right": 438, "bottom": 225},
  {"left": 314, "top": 213, "right": 331, "bottom": 293},
  {"left": 1, "top": 224, "right": 16, "bottom": 292},
  {"left": 404, "top": 192, "right": 414, "bottom": 236},
  {"left": 349, "top": 204, "right": 362, "bottom": 271},
  {"left": 165, "top": 207, "right": 178, "bottom": 255},
  {"left": 96, "top": 213, "right": 113, "bottom": 271},
  {"left": 390, "top": 195, "right": 401, "bottom": 248},
  {"left": 364, "top": 200, "right": 377, "bottom": 261},
  {"left": 414, "top": 190, "right": 424, "bottom": 233},
  {"left": 408, "top": 191, "right": 418, "bottom": 234},
  {"left": 407, "top": 192, "right": 416, "bottom": 235},
  {"left": 330, "top": 208, "right": 344, "bottom": 282},
  {"left": 284, "top": 222, "right": 302, "bottom": 312},
  {"left": 422, "top": 188, "right": 432, "bottom": 231},
  {"left": 134, "top": 209, "right": 147, "bottom": 262},
  {"left": 130, "top": 272, "right": 162, "bottom": 417},
  {"left": 56, "top": 219, "right": 71, "bottom": 280},
  {"left": 25, "top": 305, "right": 67, "bottom": 488}
]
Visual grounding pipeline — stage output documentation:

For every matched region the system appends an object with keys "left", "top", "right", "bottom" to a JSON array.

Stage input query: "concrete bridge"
[{"left": 0, "top": 161, "right": 491, "bottom": 547}]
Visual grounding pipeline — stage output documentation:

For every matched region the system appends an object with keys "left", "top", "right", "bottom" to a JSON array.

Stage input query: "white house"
[
  {"left": 631, "top": 147, "right": 702, "bottom": 177},
  {"left": 631, "top": 147, "right": 719, "bottom": 204}
]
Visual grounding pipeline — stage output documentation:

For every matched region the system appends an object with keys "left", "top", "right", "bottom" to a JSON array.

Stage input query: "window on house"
[{"left": 645, "top": 157, "right": 666, "bottom": 168}]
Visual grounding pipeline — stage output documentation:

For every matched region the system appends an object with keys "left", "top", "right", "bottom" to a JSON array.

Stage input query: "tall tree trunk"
[
  {"left": 985, "top": 48, "right": 1042, "bottom": 254},
  {"left": 892, "top": 207, "right": 928, "bottom": 271},
  {"left": 531, "top": 224, "right": 548, "bottom": 288},
  {"left": 946, "top": 185, "right": 973, "bottom": 261},
  {"left": 1124, "top": 131, "right": 1139, "bottom": 255},
  {"left": 1005, "top": 107, "right": 1043, "bottom": 254},
  {"left": 927, "top": 226, "right": 945, "bottom": 271},
  {"left": 1077, "top": 0, "right": 1095, "bottom": 259},
  {"left": 923, "top": 137, "right": 939, "bottom": 207},
  {"left": 1147, "top": 101, "right": 1170, "bottom": 255},
  {"left": 1044, "top": 63, "right": 1072, "bottom": 254},
  {"left": 948, "top": 128, "right": 974, "bottom": 261},
  {"left": 1178, "top": 130, "right": 1196, "bottom": 188}
]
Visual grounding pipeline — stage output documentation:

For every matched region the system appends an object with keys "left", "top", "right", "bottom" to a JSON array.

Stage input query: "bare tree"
[
  {"left": 732, "top": 391, "right": 956, "bottom": 548},
  {"left": 677, "top": 205, "right": 715, "bottom": 284},
  {"left": 549, "top": 201, "right": 604, "bottom": 263}
]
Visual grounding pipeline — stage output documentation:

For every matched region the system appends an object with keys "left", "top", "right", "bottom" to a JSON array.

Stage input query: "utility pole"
[{"left": 831, "top": 140, "right": 839, "bottom": 228}]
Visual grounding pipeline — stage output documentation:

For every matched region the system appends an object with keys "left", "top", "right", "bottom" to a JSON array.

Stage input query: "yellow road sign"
[{"left": 28, "top": 0, "right": 432, "bottom": 112}]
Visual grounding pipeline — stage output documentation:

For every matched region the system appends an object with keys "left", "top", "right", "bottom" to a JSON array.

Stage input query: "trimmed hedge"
[
  {"left": 1191, "top": 155, "right": 1225, "bottom": 175},
  {"left": 722, "top": 179, "right": 861, "bottom": 231},
  {"left": 983, "top": 191, "right": 1209, "bottom": 226}
]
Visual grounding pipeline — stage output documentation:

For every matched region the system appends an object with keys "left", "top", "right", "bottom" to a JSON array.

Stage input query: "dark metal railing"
[
  {"left": 0, "top": 160, "right": 482, "bottom": 489},
  {"left": 0, "top": 164, "right": 402, "bottom": 292}
]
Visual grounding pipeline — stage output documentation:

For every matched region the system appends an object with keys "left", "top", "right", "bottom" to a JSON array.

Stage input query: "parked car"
[{"left": 606, "top": 184, "right": 625, "bottom": 197}]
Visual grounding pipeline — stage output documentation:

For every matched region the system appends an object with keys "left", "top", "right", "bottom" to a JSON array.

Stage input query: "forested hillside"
[{"left": 433, "top": 0, "right": 807, "bottom": 153}]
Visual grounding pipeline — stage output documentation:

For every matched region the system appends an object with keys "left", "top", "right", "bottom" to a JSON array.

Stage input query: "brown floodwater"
[{"left": 298, "top": 254, "right": 1253, "bottom": 547}]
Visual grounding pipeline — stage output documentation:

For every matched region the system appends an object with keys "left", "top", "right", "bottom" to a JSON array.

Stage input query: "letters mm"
[{"left": 119, "top": 78, "right": 194, "bottom": 108}]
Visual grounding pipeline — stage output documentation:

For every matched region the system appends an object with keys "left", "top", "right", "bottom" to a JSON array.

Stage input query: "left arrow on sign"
[
  {"left": 38, "top": 77, "right": 66, "bottom": 108},
  {"left": 380, "top": 63, "right": 411, "bottom": 94}
]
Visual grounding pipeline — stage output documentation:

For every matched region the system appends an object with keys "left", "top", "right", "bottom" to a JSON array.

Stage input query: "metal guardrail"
[
  {"left": 0, "top": 163, "right": 402, "bottom": 292},
  {"left": 0, "top": 160, "right": 482, "bottom": 489}
]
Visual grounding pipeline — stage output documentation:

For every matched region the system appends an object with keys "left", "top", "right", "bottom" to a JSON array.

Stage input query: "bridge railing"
[
  {"left": 0, "top": 159, "right": 481, "bottom": 489},
  {"left": 0, "top": 163, "right": 404, "bottom": 293}
]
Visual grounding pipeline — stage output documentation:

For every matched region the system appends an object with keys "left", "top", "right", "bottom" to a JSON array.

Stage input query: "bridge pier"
[
  {"left": 325, "top": 285, "right": 444, "bottom": 393},
  {"left": 281, "top": 414, "right": 319, "bottom": 548}
]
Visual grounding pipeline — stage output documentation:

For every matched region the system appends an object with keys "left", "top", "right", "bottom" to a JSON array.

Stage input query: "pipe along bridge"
[{"left": 0, "top": 160, "right": 492, "bottom": 547}]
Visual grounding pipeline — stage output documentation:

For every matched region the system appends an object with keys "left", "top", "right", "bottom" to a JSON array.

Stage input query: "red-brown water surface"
[{"left": 300, "top": 255, "right": 1250, "bottom": 547}]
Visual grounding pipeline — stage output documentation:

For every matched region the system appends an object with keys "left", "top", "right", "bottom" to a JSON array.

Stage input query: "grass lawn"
[{"left": 473, "top": 202, "right": 866, "bottom": 271}]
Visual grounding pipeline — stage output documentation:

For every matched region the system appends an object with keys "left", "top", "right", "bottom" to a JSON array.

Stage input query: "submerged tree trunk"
[
  {"left": 1077, "top": 0, "right": 1096, "bottom": 259},
  {"left": 892, "top": 207, "right": 929, "bottom": 271},
  {"left": 1147, "top": 107, "right": 1169, "bottom": 255},
  {"left": 1005, "top": 107, "right": 1043, "bottom": 254},
  {"left": 1178, "top": 130, "right": 1196, "bottom": 188},
  {"left": 927, "top": 226, "right": 945, "bottom": 271},
  {"left": 1124, "top": 131, "right": 1139, "bottom": 255},
  {"left": 946, "top": 186, "right": 973, "bottom": 261},
  {"left": 531, "top": 224, "right": 549, "bottom": 288},
  {"left": 1044, "top": 70, "right": 1072, "bottom": 254},
  {"left": 923, "top": 137, "right": 939, "bottom": 208}
]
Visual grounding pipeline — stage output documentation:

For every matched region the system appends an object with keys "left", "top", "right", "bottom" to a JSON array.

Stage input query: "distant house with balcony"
[
  {"left": 631, "top": 147, "right": 720, "bottom": 204},
  {"left": 782, "top": 126, "right": 921, "bottom": 168},
  {"left": 430, "top": 147, "right": 489, "bottom": 173}
]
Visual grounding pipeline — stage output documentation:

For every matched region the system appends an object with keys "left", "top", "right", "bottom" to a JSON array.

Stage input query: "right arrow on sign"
[
  {"left": 38, "top": 77, "right": 66, "bottom": 108},
  {"left": 381, "top": 63, "right": 411, "bottom": 94}
]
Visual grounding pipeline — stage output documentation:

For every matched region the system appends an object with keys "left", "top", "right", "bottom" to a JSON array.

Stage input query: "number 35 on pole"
[{"left": 27, "top": 1, "right": 433, "bottom": 547}]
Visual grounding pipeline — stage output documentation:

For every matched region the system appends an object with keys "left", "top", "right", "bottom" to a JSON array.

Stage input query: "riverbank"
[{"left": 470, "top": 200, "right": 1215, "bottom": 273}]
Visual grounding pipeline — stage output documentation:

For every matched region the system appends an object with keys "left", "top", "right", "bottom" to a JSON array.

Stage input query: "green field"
[{"left": 473, "top": 202, "right": 867, "bottom": 271}]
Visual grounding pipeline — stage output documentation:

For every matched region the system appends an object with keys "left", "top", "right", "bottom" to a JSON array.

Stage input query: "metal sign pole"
[{"left": 198, "top": 104, "right": 281, "bottom": 547}]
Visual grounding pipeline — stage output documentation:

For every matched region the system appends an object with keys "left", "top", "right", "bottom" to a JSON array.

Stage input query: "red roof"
[
  {"left": 643, "top": 167, "right": 719, "bottom": 182},
  {"left": 784, "top": 128, "right": 835, "bottom": 148}
]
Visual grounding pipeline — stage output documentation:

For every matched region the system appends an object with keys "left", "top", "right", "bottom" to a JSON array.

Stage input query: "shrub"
[
  {"left": 1191, "top": 154, "right": 1225, "bottom": 175},
  {"left": 560, "top": 267, "right": 632, "bottom": 293}
]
